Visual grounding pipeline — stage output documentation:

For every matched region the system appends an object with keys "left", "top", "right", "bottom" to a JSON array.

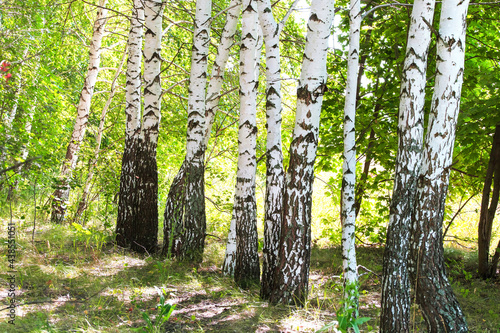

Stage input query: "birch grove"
[
  {"left": 51, "top": 0, "right": 108, "bottom": 223},
  {"left": 410, "top": 0, "right": 470, "bottom": 330},
  {"left": 116, "top": 0, "right": 144, "bottom": 249},
  {"left": 269, "top": 0, "right": 335, "bottom": 304},
  {"left": 380, "top": 0, "right": 435, "bottom": 330},
  {"left": 341, "top": 0, "right": 361, "bottom": 295}
]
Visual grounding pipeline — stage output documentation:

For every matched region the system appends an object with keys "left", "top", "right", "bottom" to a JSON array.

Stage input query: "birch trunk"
[
  {"left": 162, "top": 0, "right": 212, "bottom": 261},
  {"left": 256, "top": 0, "right": 298, "bottom": 300},
  {"left": 133, "top": 0, "right": 163, "bottom": 253},
  {"left": 341, "top": 0, "right": 360, "bottom": 296},
  {"left": 51, "top": 0, "right": 107, "bottom": 223},
  {"left": 0, "top": 48, "right": 28, "bottom": 167},
  {"left": 269, "top": 0, "right": 335, "bottom": 305},
  {"left": 380, "top": 0, "right": 435, "bottom": 331},
  {"left": 222, "top": 0, "right": 261, "bottom": 286},
  {"left": 76, "top": 48, "right": 127, "bottom": 223},
  {"left": 478, "top": 124, "right": 500, "bottom": 278},
  {"left": 410, "top": 0, "right": 469, "bottom": 330},
  {"left": 163, "top": 0, "right": 241, "bottom": 260},
  {"left": 116, "top": 0, "right": 144, "bottom": 249}
]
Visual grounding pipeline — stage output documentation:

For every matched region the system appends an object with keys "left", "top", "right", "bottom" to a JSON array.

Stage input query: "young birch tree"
[
  {"left": 478, "top": 123, "right": 500, "bottom": 278},
  {"left": 410, "top": 0, "right": 470, "bottom": 330},
  {"left": 222, "top": 0, "right": 261, "bottom": 286},
  {"left": 341, "top": 0, "right": 361, "bottom": 298},
  {"left": 164, "top": 0, "right": 242, "bottom": 260},
  {"left": 380, "top": 0, "right": 435, "bottom": 330},
  {"left": 116, "top": 0, "right": 144, "bottom": 249},
  {"left": 132, "top": 0, "right": 163, "bottom": 253},
  {"left": 256, "top": 0, "right": 298, "bottom": 300},
  {"left": 76, "top": 48, "right": 127, "bottom": 222},
  {"left": 269, "top": 0, "right": 335, "bottom": 304},
  {"left": 51, "top": 0, "right": 107, "bottom": 223}
]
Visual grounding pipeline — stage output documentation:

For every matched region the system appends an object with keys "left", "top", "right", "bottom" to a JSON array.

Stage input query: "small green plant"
[
  {"left": 317, "top": 282, "right": 370, "bottom": 333},
  {"left": 134, "top": 288, "right": 176, "bottom": 333}
]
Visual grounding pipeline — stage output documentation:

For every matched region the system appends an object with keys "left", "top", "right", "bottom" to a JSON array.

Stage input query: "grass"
[{"left": 0, "top": 216, "right": 499, "bottom": 332}]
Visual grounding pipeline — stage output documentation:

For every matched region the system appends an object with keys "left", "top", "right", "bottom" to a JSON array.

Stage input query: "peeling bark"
[
  {"left": 222, "top": 0, "right": 261, "bottom": 287},
  {"left": 255, "top": 0, "right": 296, "bottom": 299},
  {"left": 51, "top": 0, "right": 107, "bottom": 223},
  {"left": 133, "top": 0, "right": 164, "bottom": 253},
  {"left": 341, "top": 0, "right": 361, "bottom": 293},
  {"left": 269, "top": 0, "right": 335, "bottom": 305},
  {"left": 163, "top": 0, "right": 242, "bottom": 262},
  {"left": 410, "top": 0, "right": 470, "bottom": 330},
  {"left": 380, "top": 0, "right": 435, "bottom": 331},
  {"left": 116, "top": 0, "right": 144, "bottom": 249}
]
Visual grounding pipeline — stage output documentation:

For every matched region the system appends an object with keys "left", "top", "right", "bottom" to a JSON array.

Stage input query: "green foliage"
[
  {"left": 317, "top": 282, "right": 370, "bottom": 333},
  {"left": 133, "top": 288, "right": 176, "bottom": 333}
]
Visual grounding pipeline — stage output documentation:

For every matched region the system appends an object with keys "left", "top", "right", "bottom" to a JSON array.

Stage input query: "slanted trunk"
[
  {"left": 116, "top": 0, "right": 144, "bottom": 249},
  {"left": 380, "top": 0, "right": 435, "bottom": 331},
  {"left": 478, "top": 124, "right": 500, "bottom": 278},
  {"left": 51, "top": 0, "right": 107, "bottom": 223},
  {"left": 133, "top": 0, "right": 163, "bottom": 253},
  {"left": 256, "top": 0, "right": 298, "bottom": 300},
  {"left": 76, "top": 48, "right": 127, "bottom": 222},
  {"left": 410, "top": 0, "right": 469, "bottom": 330},
  {"left": 269, "top": 0, "right": 335, "bottom": 305},
  {"left": 163, "top": 0, "right": 242, "bottom": 261},
  {"left": 225, "top": 0, "right": 261, "bottom": 287},
  {"left": 341, "top": 0, "right": 361, "bottom": 294}
]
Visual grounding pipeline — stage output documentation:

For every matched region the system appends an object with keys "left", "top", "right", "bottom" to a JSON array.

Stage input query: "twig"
[{"left": 357, "top": 265, "right": 381, "bottom": 278}]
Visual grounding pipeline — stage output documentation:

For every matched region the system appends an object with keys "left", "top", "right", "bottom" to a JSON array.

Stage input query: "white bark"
[
  {"left": 341, "top": 0, "right": 361, "bottom": 289},
  {"left": 51, "top": 0, "right": 107, "bottom": 223},
  {"left": 270, "top": 0, "right": 335, "bottom": 304},
  {"left": 411, "top": 0, "right": 469, "bottom": 330},
  {"left": 380, "top": 0, "right": 435, "bottom": 330},
  {"left": 163, "top": 0, "right": 240, "bottom": 260},
  {"left": 223, "top": 0, "right": 261, "bottom": 281},
  {"left": 0, "top": 48, "right": 29, "bottom": 166},
  {"left": 116, "top": 0, "right": 144, "bottom": 248},
  {"left": 203, "top": 0, "right": 242, "bottom": 147},
  {"left": 141, "top": 0, "right": 163, "bottom": 145},
  {"left": 256, "top": 0, "right": 298, "bottom": 299},
  {"left": 131, "top": 0, "right": 164, "bottom": 253},
  {"left": 77, "top": 48, "right": 127, "bottom": 221}
]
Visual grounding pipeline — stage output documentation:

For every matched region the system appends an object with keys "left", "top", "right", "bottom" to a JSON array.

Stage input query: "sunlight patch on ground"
[{"left": 83, "top": 255, "right": 146, "bottom": 277}]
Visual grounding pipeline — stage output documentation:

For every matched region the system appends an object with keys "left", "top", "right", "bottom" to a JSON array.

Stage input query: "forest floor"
[{"left": 0, "top": 219, "right": 499, "bottom": 332}]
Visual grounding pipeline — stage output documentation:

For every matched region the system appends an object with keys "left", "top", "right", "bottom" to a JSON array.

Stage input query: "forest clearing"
[{"left": 1, "top": 0, "right": 500, "bottom": 331}]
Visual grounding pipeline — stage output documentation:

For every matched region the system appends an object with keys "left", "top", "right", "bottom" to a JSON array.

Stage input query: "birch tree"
[
  {"left": 132, "top": 0, "right": 164, "bottom": 253},
  {"left": 162, "top": 0, "right": 212, "bottom": 261},
  {"left": 76, "top": 47, "right": 127, "bottom": 222},
  {"left": 269, "top": 0, "right": 335, "bottom": 304},
  {"left": 478, "top": 123, "right": 500, "bottom": 278},
  {"left": 410, "top": 0, "right": 470, "bottom": 330},
  {"left": 51, "top": 0, "right": 107, "bottom": 223},
  {"left": 380, "top": 0, "right": 435, "bottom": 330},
  {"left": 116, "top": 0, "right": 144, "bottom": 249},
  {"left": 256, "top": 0, "right": 298, "bottom": 300},
  {"left": 222, "top": 0, "right": 261, "bottom": 286},
  {"left": 341, "top": 0, "right": 361, "bottom": 298},
  {"left": 164, "top": 0, "right": 242, "bottom": 260}
]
